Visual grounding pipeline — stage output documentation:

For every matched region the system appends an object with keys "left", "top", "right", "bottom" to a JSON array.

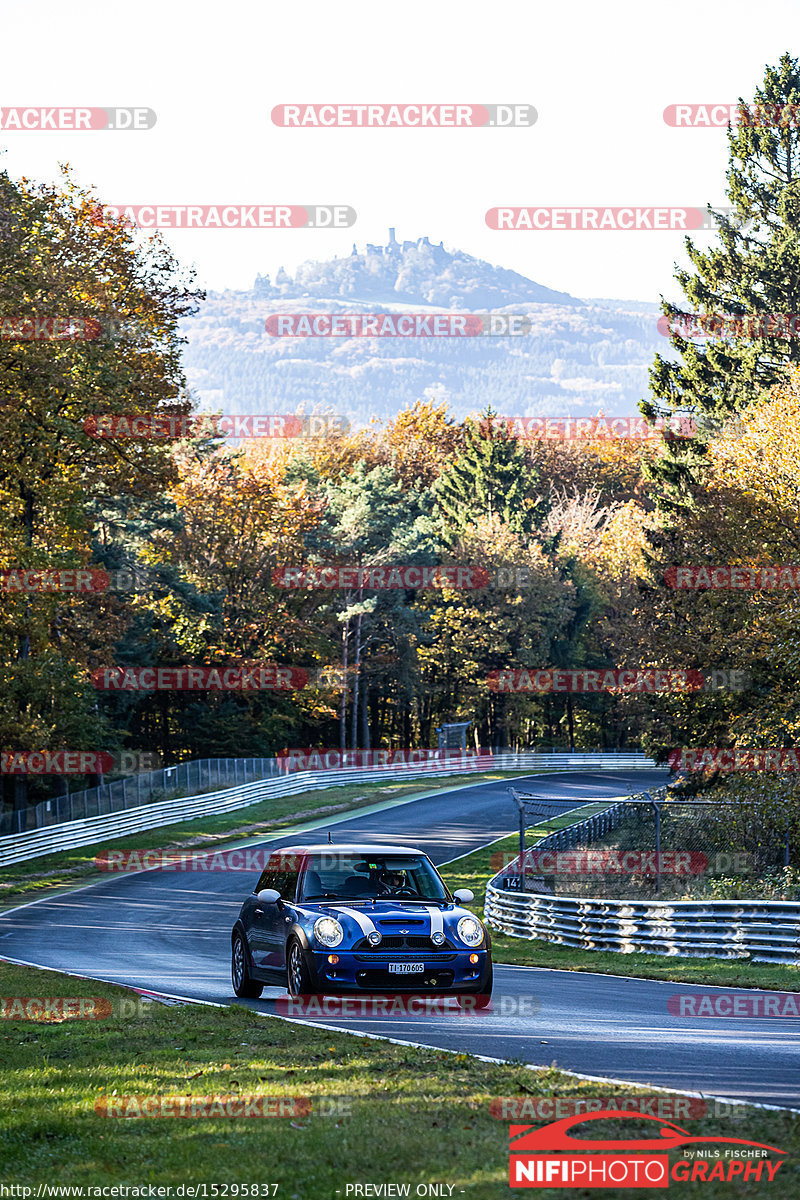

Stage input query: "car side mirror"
[
  {"left": 453, "top": 888, "right": 475, "bottom": 904},
  {"left": 257, "top": 888, "right": 281, "bottom": 904}
]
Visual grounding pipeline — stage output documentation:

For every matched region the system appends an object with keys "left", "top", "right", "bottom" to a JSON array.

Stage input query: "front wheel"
[
  {"left": 231, "top": 931, "right": 263, "bottom": 998},
  {"left": 286, "top": 939, "right": 318, "bottom": 997}
]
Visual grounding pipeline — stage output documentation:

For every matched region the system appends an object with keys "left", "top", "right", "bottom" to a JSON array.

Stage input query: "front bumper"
[{"left": 304, "top": 946, "right": 492, "bottom": 994}]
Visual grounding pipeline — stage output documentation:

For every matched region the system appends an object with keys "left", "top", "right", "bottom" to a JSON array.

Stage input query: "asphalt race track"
[{"left": 2, "top": 769, "right": 799, "bottom": 1109}]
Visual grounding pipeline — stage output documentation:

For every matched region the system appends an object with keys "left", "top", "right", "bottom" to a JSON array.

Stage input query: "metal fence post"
[
  {"left": 641, "top": 792, "right": 661, "bottom": 897},
  {"left": 512, "top": 789, "right": 526, "bottom": 881}
]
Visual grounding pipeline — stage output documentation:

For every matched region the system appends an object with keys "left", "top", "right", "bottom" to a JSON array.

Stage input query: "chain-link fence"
[
  {"left": 0, "top": 757, "right": 284, "bottom": 834},
  {"left": 504, "top": 785, "right": 800, "bottom": 901}
]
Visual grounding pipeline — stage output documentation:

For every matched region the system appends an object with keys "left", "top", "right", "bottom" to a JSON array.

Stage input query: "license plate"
[{"left": 388, "top": 962, "right": 425, "bottom": 974}]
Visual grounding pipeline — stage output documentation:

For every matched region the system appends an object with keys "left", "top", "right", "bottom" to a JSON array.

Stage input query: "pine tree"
[
  {"left": 643, "top": 53, "right": 800, "bottom": 505},
  {"left": 433, "top": 408, "right": 545, "bottom": 540}
]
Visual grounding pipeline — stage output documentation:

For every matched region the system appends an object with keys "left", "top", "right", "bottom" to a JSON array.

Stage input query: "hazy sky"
[{"left": 2, "top": 0, "right": 799, "bottom": 302}]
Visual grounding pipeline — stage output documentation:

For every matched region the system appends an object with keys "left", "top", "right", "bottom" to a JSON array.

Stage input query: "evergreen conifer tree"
[{"left": 643, "top": 53, "right": 800, "bottom": 506}]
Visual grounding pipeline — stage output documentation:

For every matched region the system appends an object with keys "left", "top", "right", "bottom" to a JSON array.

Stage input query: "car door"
[
  {"left": 247, "top": 863, "right": 278, "bottom": 974},
  {"left": 254, "top": 854, "right": 302, "bottom": 978}
]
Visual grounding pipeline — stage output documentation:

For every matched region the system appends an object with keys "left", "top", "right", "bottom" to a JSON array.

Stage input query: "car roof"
[{"left": 275, "top": 843, "right": 425, "bottom": 856}]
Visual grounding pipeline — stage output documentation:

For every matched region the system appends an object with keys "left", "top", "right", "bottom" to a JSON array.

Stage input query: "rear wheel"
[
  {"left": 287, "top": 939, "right": 318, "bottom": 997},
  {"left": 231, "top": 931, "right": 263, "bottom": 998}
]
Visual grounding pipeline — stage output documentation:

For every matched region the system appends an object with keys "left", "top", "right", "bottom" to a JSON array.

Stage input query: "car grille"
[
  {"left": 353, "top": 952, "right": 457, "bottom": 963},
  {"left": 356, "top": 968, "right": 456, "bottom": 989},
  {"left": 354, "top": 935, "right": 456, "bottom": 952}
]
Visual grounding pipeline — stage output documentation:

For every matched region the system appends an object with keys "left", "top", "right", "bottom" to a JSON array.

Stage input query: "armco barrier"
[
  {"left": 483, "top": 886, "right": 800, "bottom": 965},
  {"left": 0, "top": 751, "right": 656, "bottom": 867},
  {"left": 484, "top": 794, "right": 800, "bottom": 965},
  {"left": 22, "top": 749, "right": 657, "bottom": 832}
]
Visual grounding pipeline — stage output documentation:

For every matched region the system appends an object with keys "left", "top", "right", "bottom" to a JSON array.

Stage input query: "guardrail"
[
  {"left": 17, "top": 749, "right": 657, "bottom": 833},
  {"left": 484, "top": 793, "right": 800, "bottom": 965},
  {"left": 0, "top": 751, "right": 657, "bottom": 867}
]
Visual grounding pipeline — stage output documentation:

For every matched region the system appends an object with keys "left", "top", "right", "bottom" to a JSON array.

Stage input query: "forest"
[{"left": 4, "top": 55, "right": 800, "bottom": 828}]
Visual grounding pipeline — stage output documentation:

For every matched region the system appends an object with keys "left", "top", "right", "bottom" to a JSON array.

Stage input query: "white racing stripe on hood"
[
  {"left": 331, "top": 905, "right": 378, "bottom": 937},
  {"left": 425, "top": 906, "right": 444, "bottom": 938}
]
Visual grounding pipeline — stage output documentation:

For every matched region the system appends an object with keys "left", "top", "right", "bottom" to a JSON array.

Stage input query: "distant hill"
[
  {"left": 252, "top": 229, "right": 580, "bottom": 308},
  {"left": 180, "top": 232, "right": 664, "bottom": 428}
]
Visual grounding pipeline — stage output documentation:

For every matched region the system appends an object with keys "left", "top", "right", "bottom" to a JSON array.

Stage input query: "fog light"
[
  {"left": 469, "top": 954, "right": 479, "bottom": 964},
  {"left": 327, "top": 954, "right": 339, "bottom": 964},
  {"left": 368, "top": 931, "right": 382, "bottom": 946},
  {"left": 431, "top": 931, "right": 445, "bottom": 946}
]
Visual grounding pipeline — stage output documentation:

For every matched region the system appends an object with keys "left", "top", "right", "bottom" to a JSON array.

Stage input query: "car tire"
[
  {"left": 286, "top": 938, "right": 318, "bottom": 997},
  {"left": 231, "top": 930, "right": 263, "bottom": 999},
  {"left": 457, "top": 966, "right": 493, "bottom": 1010}
]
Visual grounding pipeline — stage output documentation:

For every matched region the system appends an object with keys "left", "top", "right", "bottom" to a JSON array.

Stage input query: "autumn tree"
[
  {"left": 0, "top": 169, "right": 201, "bottom": 824},
  {"left": 371, "top": 398, "right": 464, "bottom": 488}
]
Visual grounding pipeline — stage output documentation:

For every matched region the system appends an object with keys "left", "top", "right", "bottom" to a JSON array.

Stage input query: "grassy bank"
[
  {"left": 442, "top": 824, "right": 800, "bottom": 992},
  {"left": 0, "top": 962, "right": 797, "bottom": 1196},
  {"left": 0, "top": 770, "right": 532, "bottom": 907}
]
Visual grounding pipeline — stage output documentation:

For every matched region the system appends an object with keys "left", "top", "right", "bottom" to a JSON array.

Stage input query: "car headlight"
[
  {"left": 457, "top": 916, "right": 484, "bottom": 947},
  {"left": 314, "top": 916, "right": 344, "bottom": 947}
]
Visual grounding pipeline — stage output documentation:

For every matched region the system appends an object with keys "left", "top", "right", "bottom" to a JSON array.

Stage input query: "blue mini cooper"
[{"left": 231, "top": 842, "right": 492, "bottom": 1006}]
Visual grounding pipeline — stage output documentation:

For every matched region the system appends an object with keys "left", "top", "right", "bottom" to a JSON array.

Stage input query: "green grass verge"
[
  {"left": 0, "top": 962, "right": 797, "bottom": 1196},
  {"left": 442, "top": 818, "right": 800, "bottom": 993},
  {"left": 0, "top": 771, "right": 534, "bottom": 907}
]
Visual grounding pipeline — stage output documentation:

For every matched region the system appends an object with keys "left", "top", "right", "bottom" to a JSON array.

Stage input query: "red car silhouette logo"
[{"left": 510, "top": 1110, "right": 785, "bottom": 1155}]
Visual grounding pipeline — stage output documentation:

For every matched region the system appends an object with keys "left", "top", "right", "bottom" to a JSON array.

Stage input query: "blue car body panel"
[{"left": 232, "top": 842, "right": 492, "bottom": 995}]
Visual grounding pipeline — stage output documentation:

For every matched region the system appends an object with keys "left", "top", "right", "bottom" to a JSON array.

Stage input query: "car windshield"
[{"left": 298, "top": 853, "right": 450, "bottom": 902}]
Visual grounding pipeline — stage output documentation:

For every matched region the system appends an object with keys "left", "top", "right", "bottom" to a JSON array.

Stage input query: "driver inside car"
[{"left": 376, "top": 869, "right": 411, "bottom": 895}]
